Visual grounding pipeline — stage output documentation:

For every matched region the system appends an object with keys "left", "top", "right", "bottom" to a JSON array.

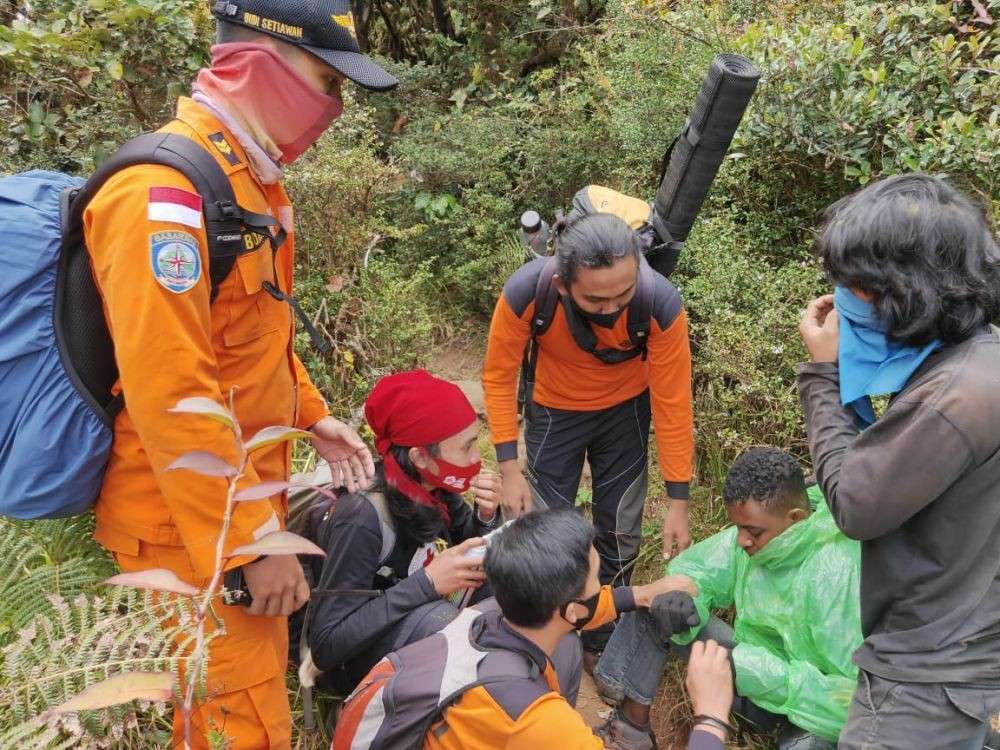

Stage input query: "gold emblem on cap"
[{"left": 332, "top": 12, "right": 356, "bottom": 36}]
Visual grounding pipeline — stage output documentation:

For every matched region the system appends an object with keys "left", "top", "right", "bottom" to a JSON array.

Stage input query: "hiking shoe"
[{"left": 593, "top": 708, "right": 659, "bottom": 750}]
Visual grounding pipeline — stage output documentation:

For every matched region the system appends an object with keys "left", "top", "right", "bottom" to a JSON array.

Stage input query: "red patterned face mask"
[
  {"left": 416, "top": 456, "right": 482, "bottom": 494},
  {"left": 194, "top": 43, "right": 342, "bottom": 164}
]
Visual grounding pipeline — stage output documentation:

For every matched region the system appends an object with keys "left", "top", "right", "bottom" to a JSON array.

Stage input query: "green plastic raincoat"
[{"left": 668, "top": 486, "right": 862, "bottom": 741}]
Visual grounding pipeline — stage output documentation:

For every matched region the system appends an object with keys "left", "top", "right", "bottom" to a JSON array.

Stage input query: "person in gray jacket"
[{"left": 796, "top": 173, "right": 1000, "bottom": 749}]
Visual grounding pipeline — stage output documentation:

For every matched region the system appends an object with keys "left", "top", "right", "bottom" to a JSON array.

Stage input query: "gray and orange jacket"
[
  {"left": 426, "top": 585, "right": 630, "bottom": 749},
  {"left": 426, "top": 587, "right": 723, "bottom": 750},
  {"left": 482, "top": 257, "right": 694, "bottom": 497}
]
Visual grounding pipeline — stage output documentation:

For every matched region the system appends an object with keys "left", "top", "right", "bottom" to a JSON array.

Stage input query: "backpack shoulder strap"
[
  {"left": 65, "top": 132, "right": 283, "bottom": 302},
  {"left": 519, "top": 257, "right": 558, "bottom": 419},
  {"left": 430, "top": 619, "right": 547, "bottom": 743},
  {"left": 366, "top": 491, "right": 397, "bottom": 565},
  {"left": 625, "top": 256, "right": 655, "bottom": 358},
  {"left": 530, "top": 256, "right": 560, "bottom": 339}
]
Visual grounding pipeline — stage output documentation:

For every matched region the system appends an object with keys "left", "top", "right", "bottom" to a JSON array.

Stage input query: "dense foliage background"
[{"left": 2, "top": 0, "right": 997, "bottom": 746}]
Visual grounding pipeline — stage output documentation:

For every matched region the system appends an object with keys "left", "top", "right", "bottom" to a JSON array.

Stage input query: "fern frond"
[
  {"left": 0, "top": 516, "right": 114, "bottom": 647},
  {"left": 0, "top": 587, "right": 215, "bottom": 744}
]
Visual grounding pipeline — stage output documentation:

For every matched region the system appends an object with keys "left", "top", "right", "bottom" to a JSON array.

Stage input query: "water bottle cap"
[{"left": 520, "top": 210, "right": 541, "bottom": 233}]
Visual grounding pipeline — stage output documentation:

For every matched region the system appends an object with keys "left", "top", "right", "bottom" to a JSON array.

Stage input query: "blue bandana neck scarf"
[{"left": 834, "top": 287, "right": 941, "bottom": 426}]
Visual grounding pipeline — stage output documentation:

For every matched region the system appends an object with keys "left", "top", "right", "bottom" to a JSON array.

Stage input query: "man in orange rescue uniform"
[
  {"left": 483, "top": 212, "right": 694, "bottom": 662},
  {"left": 83, "top": 2, "right": 396, "bottom": 746}
]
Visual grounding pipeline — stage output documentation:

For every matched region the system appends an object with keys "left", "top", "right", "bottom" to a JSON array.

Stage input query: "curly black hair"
[
  {"left": 723, "top": 448, "right": 807, "bottom": 511},
  {"left": 818, "top": 173, "right": 1000, "bottom": 346}
]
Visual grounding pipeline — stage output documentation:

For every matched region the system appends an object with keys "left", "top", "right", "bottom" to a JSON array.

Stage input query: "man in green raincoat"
[{"left": 593, "top": 447, "right": 862, "bottom": 750}]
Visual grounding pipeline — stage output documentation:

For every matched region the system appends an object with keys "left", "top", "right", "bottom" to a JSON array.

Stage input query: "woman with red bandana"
[{"left": 303, "top": 371, "right": 504, "bottom": 697}]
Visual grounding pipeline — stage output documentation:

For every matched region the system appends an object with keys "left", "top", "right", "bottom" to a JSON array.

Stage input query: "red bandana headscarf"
[{"left": 364, "top": 371, "right": 478, "bottom": 525}]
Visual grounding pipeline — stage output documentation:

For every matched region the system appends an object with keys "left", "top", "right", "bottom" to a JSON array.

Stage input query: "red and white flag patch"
[{"left": 148, "top": 187, "right": 203, "bottom": 229}]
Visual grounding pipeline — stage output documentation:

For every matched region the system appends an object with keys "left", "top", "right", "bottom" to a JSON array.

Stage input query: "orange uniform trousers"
[{"left": 115, "top": 541, "right": 291, "bottom": 749}]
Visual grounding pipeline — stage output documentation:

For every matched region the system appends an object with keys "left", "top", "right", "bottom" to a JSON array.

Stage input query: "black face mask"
[
  {"left": 571, "top": 300, "right": 625, "bottom": 329},
  {"left": 560, "top": 589, "right": 602, "bottom": 632}
]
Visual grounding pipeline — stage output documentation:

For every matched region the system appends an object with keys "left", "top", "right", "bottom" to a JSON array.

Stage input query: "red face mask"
[
  {"left": 194, "top": 43, "right": 343, "bottom": 165},
  {"left": 416, "top": 456, "right": 482, "bottom": 494}
]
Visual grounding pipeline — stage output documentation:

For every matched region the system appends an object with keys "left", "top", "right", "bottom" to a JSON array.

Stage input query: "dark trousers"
[
  {"left": 596, "top": 612, "right": 836, "bottom": 750},
  {"left": 838, "top": 670, "right": 1000, "bottom": 750},
  {"left": 525, "top": 390, "right": 651, "bottom": 650}
]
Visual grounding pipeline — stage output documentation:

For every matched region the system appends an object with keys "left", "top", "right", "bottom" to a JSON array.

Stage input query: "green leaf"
[
  {"left": 450, "top": 87, "right": 468, "bottom": 110},
  {"left": 107, "top": 59, "right": 124, "bottom": 80},
  {"left": 28, "top": 101, "right": 45, "bottom": 124},
  {"left": 168, "top": 397, "right": 235, "bottom": 428},
  {"left": 243, "top": 426, "right": 313, "bottom": 453}
]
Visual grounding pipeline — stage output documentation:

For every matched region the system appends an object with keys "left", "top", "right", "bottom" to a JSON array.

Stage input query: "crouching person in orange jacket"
[
  {"left": 83, "top": 2, "right": 396, "bottom": 746},
  {"left": 334, "top": 509, "right": 700, "bottom": 750}
]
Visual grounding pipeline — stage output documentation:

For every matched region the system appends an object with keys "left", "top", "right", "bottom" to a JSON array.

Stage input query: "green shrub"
[
  {"left": 678, "top": 202, "right": 825, "bottom": 486},
  {"left": 381, "top": 83, "right": 610, "bottom": 316},
  {"left": 737, "top": 0, "right": 1000, "bottom": 205},
  {"left": 0, "top": 0, "right": 212, "bottom": 174},
  {"left": 293, "top": 257, "right": 447, "bottom": 414},
  {"left": 285, "top": 97, "right": 405, "bottom": 275},
  {"left": 597, "top": 1, "right": 722, "bottom": 189}
]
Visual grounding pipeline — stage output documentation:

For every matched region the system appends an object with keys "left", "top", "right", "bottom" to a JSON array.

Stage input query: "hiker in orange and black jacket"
[{"left": 482, "top": 213, "right": 694, "bottom": 661}]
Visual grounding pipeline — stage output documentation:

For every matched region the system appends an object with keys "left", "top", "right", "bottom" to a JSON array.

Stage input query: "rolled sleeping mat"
[{"left": 647, "top": 53, "right": 761, "bottom": 278}]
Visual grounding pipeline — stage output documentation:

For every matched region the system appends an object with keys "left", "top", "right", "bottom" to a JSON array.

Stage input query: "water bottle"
[{"left": 519, "top": 210, "right": 550, "bottom": 259}]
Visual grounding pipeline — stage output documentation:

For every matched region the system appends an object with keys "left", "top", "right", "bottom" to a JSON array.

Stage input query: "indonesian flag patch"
[{"left": 148, "top": 186, "right": 203, "bottom": 229}]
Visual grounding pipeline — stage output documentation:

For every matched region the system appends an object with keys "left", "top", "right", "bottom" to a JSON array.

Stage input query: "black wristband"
[{"left": 691, "top": 715, "right": 736, "bottom": 737}]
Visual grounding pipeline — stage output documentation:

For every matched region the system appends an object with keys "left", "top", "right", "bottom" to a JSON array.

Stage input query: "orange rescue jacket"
[{"left": 84, "top": 98, "right": 329, "bottom": 577}]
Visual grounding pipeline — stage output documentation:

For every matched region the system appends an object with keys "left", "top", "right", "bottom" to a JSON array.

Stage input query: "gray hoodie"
[{"left": 797, "top": 326, "right": 1000, "bottom": 684}]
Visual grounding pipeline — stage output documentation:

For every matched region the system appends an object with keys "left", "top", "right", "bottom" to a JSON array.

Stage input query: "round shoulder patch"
[{"left": 150, "top": 231, "right": 202, "bottom": 294}]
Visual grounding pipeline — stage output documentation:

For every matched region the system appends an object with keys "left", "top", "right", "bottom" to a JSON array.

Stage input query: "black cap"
[{"left": 212, "top": 0, "right": 399, "bottom": 92}]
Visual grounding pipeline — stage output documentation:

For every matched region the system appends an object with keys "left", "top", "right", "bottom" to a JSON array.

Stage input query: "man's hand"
[
  {"left": 310, "top": 416, "right": 376, "bottom": 493},
  {"left": 799, "top": 294, "right": 839, "bottom": 363},
  {"left": 633, "top": 573, "right": 699, "bottom": 608},
  {"left": 651, "top": 591, "right": 700, "bottom": 638},
  {"left": 470, "top": 471, "right": 501, "bottom": 522},
  {"left": 424, "top": 538, "right": 488, "bottom": 596},
  {"left": 498, "top": 460, "right": 533, "bottom": 517},
  {"left": 662, "top": 499, "right": 692, "bottom": 560},
  {"left": 686, "top": 640, "right": 734, "bottom": 741},
  {"left": 242, "top": 554, "right": 310, "bottom": 618}
]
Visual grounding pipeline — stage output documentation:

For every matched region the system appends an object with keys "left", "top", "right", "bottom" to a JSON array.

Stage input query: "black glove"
[{"left": 650, "top": 591, "right": 700, "bottom": 638}]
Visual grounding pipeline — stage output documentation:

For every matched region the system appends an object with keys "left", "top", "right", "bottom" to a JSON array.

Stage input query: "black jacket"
[{"left": 302, "top": 480, "right": 494, "bottom": 688}]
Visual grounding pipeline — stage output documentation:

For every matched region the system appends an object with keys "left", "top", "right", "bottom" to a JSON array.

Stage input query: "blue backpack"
[{"left": 0, "top": 133, "right": 285, "bottom": 519}]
